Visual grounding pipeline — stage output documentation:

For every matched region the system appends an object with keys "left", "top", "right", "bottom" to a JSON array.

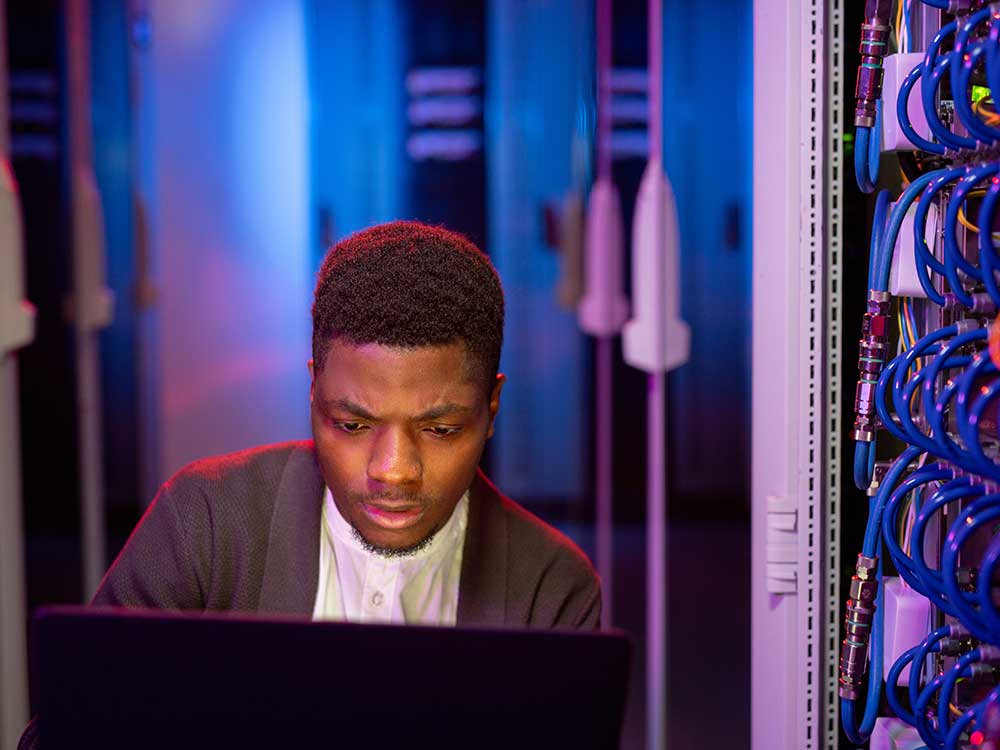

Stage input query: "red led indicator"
[{"left": 971, "top": 730, "right": 985, "bottom": 746}]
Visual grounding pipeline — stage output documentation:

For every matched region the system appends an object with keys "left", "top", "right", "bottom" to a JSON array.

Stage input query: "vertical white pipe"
[
  {"left": 647, "top": 370, "right": 666, "bottom": 750},
  {"left": 594, "top": 0, "right": 614, "bottom": 631},
  {"left": 0, "top": 1, "right": 32, "bottom": 746},
  {"left": 647, "top": 0, "right": 662, "bottom": 164},
  {"left": 0, "top": 364, "right": 29, "bottom": 750},
  {"left": 595, "top": 336, "right": 614, "bottom": 628},
  {"left": 646, "top": 2, "right": 666, "bottom": 750},
  {"left": 596, "top": 0, "right": 612, "bottom": 183},
  {"left": 66, "top": 0, "right": 110, "bottom": 599}
]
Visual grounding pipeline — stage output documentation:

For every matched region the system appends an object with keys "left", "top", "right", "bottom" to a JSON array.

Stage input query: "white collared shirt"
[{"left": 311, "top": 487, "right": 468, "bottom": 625}]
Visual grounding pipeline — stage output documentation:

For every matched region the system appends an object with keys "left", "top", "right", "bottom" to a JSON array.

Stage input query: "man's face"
[{"left": 309, "top": 339, "right": 503, "bottom": 555}]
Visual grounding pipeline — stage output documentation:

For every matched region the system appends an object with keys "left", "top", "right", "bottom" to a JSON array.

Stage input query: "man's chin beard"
[{"left": 351, "top": 526, "right": 438, "bottom": 558}]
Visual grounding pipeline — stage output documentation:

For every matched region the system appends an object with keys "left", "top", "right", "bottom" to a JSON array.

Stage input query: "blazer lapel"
[
  {"left": 257, "top": 441, "right": 324, "bottom": 614},
  {"left": 456, "top": 469, "right": 508, "bottom": 626}
]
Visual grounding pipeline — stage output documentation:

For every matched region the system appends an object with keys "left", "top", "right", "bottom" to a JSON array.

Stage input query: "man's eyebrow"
[
  {"left": 320, "top": 399, "right": 474, "bottom": 422},
  {"left": 321, "top": 398, "right": 378, "bottom": 420},
  {"left": 414, "top": 403, "right": 475, "bottom": 421}
]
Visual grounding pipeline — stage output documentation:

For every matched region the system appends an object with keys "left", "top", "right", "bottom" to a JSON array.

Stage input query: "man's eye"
[
  {"left": 334, "top": 421, "right": 368, "bottom": 434},
  {"left": 427, "top": 426, "right": 461, "bottom": 438}
]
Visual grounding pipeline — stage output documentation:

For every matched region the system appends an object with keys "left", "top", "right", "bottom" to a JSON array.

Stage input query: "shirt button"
[{"left": 370, "top": 591, "right": 384, "bottom": 608}]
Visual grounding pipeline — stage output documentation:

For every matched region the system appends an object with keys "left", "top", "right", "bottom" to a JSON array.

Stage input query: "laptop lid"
[{"left": 31, "top": 605, "right": 631, "bottom": 749}]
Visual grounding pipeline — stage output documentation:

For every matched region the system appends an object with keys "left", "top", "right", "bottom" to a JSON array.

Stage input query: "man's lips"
[{"left": 360, "top": 502, "right": 425, "bottom": 530}]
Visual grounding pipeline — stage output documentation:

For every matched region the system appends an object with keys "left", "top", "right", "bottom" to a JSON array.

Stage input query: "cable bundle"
[{"left": 843, "top": 2, "right": 1000, "bottom": 748}]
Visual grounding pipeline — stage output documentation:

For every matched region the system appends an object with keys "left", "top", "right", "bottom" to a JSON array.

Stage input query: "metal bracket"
[{"left": 766, "top": 494, "right": 798, "bottom": 594}]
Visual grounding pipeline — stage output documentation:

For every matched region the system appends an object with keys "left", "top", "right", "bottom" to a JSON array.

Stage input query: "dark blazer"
[
  {"left": 18, "top": 441, "right": 600, "bottom": 750},
  {"left": 92, "top": 440, "right": 601, "bottom": 626}
]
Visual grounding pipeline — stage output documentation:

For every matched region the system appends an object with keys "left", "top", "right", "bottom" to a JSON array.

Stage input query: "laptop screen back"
[{"left": 31, "top": 606, "right": 631, "bottom": 749}]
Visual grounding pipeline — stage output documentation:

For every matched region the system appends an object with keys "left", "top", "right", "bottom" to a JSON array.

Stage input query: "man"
[
  {"left": 88, "top": 220, "right": 600, "bottom": 627},
  {"left": 18, "top": 220, "right": 600, "bottom": 749}
]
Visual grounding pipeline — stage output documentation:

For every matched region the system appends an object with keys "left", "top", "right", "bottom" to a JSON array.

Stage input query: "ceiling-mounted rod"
[
  {"left": 66, "top": 0, "right": 114, "bottom": 600},
  {"left": 621, "top": 1, "right": 690, "bottom": 748},
  {"left": 0, "top": 0, "right": 35, "bottom": 745},
  {"left": 579, "top": 0, "right": 630, "bottom": 631},
  {"left": 596, "top": 0, "right": 612, "bottom": 182}
]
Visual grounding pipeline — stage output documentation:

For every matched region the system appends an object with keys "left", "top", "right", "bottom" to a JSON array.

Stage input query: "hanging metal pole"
[
  {"left": 622, "top": 1, "right": 689, "bottom": 748},
  {"left": 646, "top": 4, "right": 666, "bottom": 746},
  {"left": 579, "top": 0, "right": 628, "bottom": 630},
  {"left": 0, "top": 1, "right": 36, "bottom": 746},
  {"left": 66, "top": 0, "right": 114, "bottom": 600}
]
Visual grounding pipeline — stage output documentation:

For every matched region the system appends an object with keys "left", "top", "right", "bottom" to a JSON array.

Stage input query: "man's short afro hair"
[{"left": 312, "top": 220, "right": 505, "bottom": 383}]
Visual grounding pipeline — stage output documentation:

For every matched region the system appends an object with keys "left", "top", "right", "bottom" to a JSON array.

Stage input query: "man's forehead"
[
  {"left": 320, "top": 337, "right": 481, "bottom": 380},
  {"left": 316, "top": 340, "right": 482, "bottom": 404}
]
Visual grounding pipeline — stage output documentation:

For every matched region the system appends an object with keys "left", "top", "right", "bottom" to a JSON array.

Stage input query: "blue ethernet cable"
[
  {"left": 855, "top": 105, "right": 883, "bottom": 194},
  {"left": 881, "top": 327, "right": 958, "bottom": 454},
  {"left": 898, "top": 351, "right": 972, "bottom": 458},
  {"left": 966, "top": 385, "right": 1000, "bottom": 484},
  {"left": 978, "top": 533, "right": 1000, "bottom": 636},
  {"left": 907, "top": 480, "right": 985, "bottom": 610},
  {"left": 898, "top": 62, "right": 945, "bottom": 154},
  {"left": 943, "top": 167, "right": 998, "bottom": 306},
  {"left": 921, "top": 328, "right": 987, "bottom": 452},
  {"left": 903, "top": 0, "right": 911, "bottom": 48},
  {"left": 848, "top": 174, "right": 942, "bottom": 494},
  {"left": 977, "top": 179, "right": 1000, "bottom": 307},
  {"left": 950, "top": 9, "right": 997, "bottom": 143},
  {"left": 913, "top": 656, "right": 952, "bottom": 746},
  {"left": 938, "top": 648, "right": 998, "bottom": 741},
  {"left": 913, "top": 167, "right": 965, "bottom": 305},
  {"left": 887, "top": 646, "right": 919, "bottom": 726},
  {"left": 841, "top": 553, "right": 886, "bottom": 745},
  {"left": 881, "top": 467, "right": 957, "bottom": 601},
  {"left": 842, "top": 452, "right": 915, "bottom": 744},
  {"left": 870, "top": 188, "right": 891, "bottom": 288},
  {"left": 955, "top": 352, "right": 1000, "bottom": 479},
  {"left": 922, "top": 54, "right": 978, "bottom": 151},
  {"left": 854, "top": 189, "right": 892, "bottom": 490},
  {"left": 876, "top": 171, "right": 945, "bottom": 291},
  {"left": 865, "top": 446, "right": 923, "bottom": 555},
  {"left": 954, "top": 45, "right": 1000, "bottom": 144},
  {"left": 921, "top": 20, "right": 958, "bottom": 101},
  {"left": 989, "top": 16, "right": 1000, "bottom": 108},
  {"left": 929, "top": 375, "right": 970, "bottom": 465},
  {"left": 910, "top": 626, "right": 951, "bottom": 720},
  {"left": 942, "top": 500, "right": 1000, "bottom": 642},
  {"left": 855, "top": 441, "right": 876, "bottom": 492},
  {"left": 945, "top": 707, "right": 976, "bottom": 750}
]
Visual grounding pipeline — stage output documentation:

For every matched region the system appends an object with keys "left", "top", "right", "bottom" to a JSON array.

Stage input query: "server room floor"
[{"left": 563, "top": 520, "right": 751, "bottom": 750}]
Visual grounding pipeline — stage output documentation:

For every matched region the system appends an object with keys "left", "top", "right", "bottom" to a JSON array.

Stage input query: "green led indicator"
[
  {"left": 843, "top": 133, "right": 855, "bottom": 143},
  {"left": 972, "top": 85, "right": 991, "bottom": 103}
]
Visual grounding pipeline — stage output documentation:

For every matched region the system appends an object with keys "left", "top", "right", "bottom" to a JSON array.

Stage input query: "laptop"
[{"left": 31, "top": 605, "right": 631, "bottom": 749}]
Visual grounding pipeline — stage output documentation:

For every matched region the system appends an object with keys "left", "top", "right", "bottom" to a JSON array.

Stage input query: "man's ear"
[
  {"left": 486, "top": 373, "right": 505, "bottom": 438},
  {"left": 308, "top": 360, "right": 315, "bottom": 403}
]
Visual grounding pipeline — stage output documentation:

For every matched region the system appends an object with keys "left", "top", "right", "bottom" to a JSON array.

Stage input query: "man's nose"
[{"left": 367, "top": 427, "right": 422, "bottom": 486}]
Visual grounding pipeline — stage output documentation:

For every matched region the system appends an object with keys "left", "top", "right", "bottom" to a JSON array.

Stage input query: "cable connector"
[
  {"left": 939, "top": 637, "right": 967, "bottom": 656},
  {"left": 867, "top": 461, "right": 893, "bottom": 497},
  {"left": 839, "top": 554, "right": 880, "bottom": 699},
  {"left": 971, "top": 293, "right": 997, "bottom": 315},
  {"left": 955, "top": 317, "right": 984, "bottom": 335},
  {"left": 855, "top": 19, "right": 892, "bottom": 127},
  {"left": 956, "top": 567, "right": 979, "bottom": 592},
  {"left": 979, "top": 644, "right": 1000, "bottom": 665},
  {"left": 852, "top": 290, "right": 891, "bottom": 441}
]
